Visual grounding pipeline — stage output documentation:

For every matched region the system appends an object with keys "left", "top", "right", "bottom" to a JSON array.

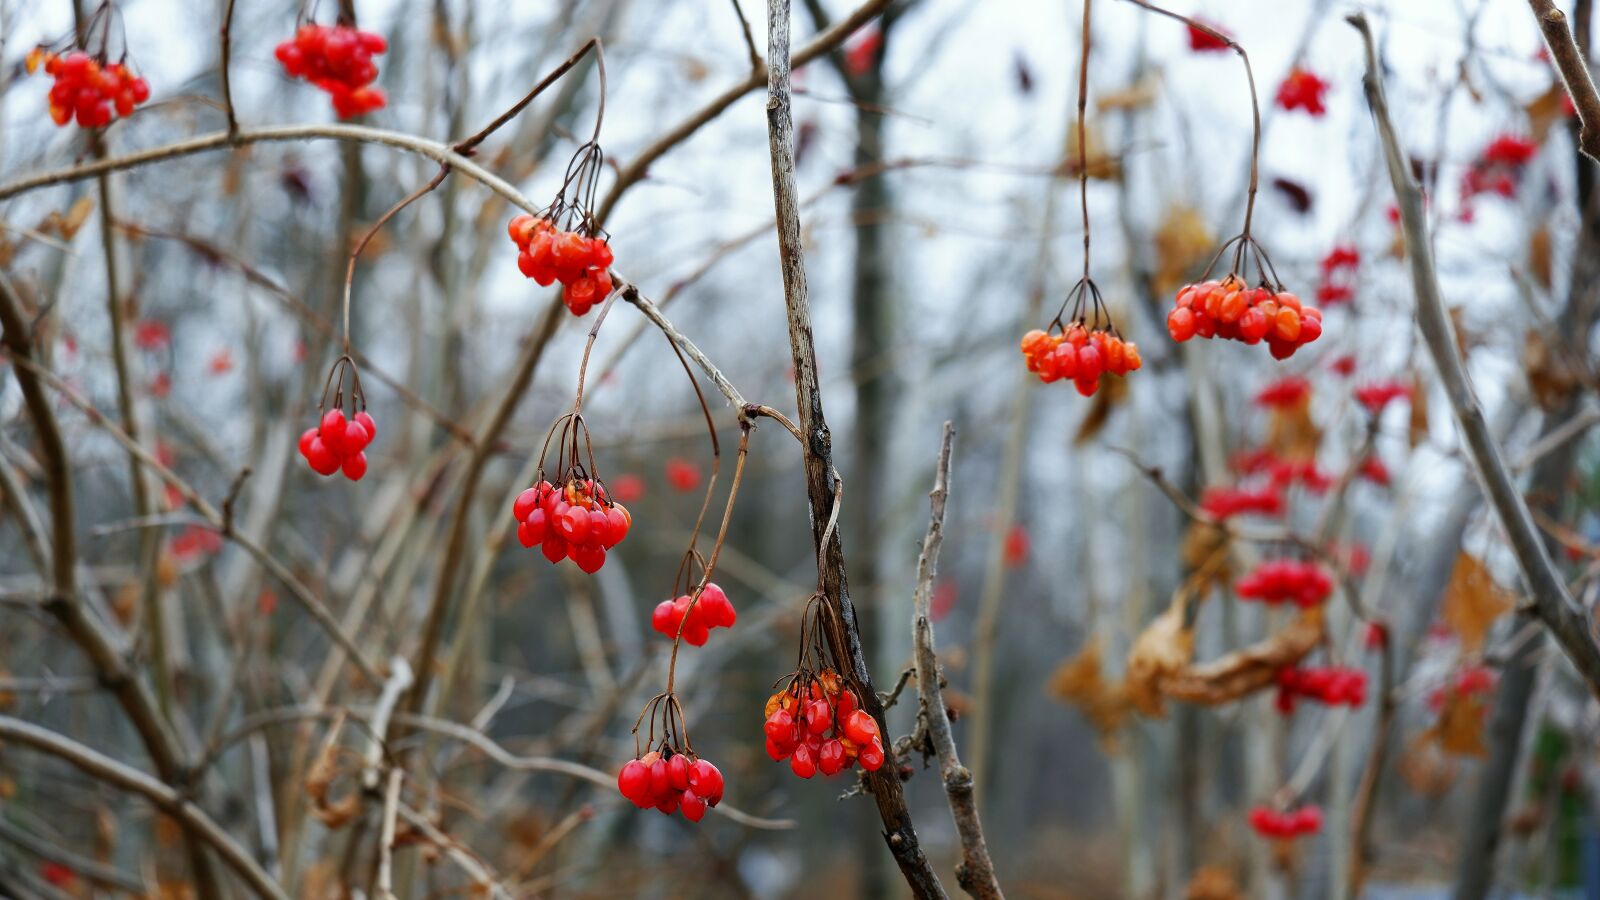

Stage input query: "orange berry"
[{"left": 1274, "top": 307, "right": 1303, "bottom": 342}]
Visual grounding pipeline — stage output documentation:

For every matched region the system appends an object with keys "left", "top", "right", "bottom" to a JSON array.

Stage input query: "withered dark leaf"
[{"left": 1270, "top": 177, "right": 1313, "bottom": 214}]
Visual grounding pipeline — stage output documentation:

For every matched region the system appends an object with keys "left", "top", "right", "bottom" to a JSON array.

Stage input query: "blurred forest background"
[{"left": 2, "top": 0, "right": 1600, "bottom": 897}]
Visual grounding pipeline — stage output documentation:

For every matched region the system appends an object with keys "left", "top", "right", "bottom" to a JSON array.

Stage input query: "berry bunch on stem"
[
  {"left": 1020, "top": 279, "right": 1143, "bottom": 397},
  {"left": 618, "top": 694, "right": 723, "bottom": 821},
  {"left": 512, "top": 412, "right": 631, "bottom": 573},
  {"left": 1235, "top": 558, "right": 1334, "bottom": 609},
  {"left": 1166, "top": 236, "right": 1324, "bottom": 359},
  {"left": 507, "top": 60, "right": 615, "bottom": 316},
  {"left": 1018, "top": 0, "right": 1140, "bottom": 398},
  {"left": 1275, "top": 664, "right": 1368, "bottom": 714},
  {"left": 274, "top": 20, "right": 388, "bottom": 118},
  {"left": 26, "top": 5, "right": 150, "bottom": 129},
  {"left": 298, "top": 356, "right": 376, "bottom": 481},
  {"left": 762, "top": 595, "right": 887, "bottom": 779},
  {"left": 1248, "top": 804, "right": 1323, "bottom": 840},
  {"left": 652, "top": 581, "right": 737, "bottom": 646}
]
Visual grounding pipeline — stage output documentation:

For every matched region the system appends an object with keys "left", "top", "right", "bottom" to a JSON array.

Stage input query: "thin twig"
[
  {"left": 0, "top": 715, "right": 287, "bottom": 900},
  {"left": 913, "top": 424, "right": 1003, "bottom": 900}
]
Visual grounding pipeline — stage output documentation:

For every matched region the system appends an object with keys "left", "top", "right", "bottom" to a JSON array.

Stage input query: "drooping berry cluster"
[
  {"left": 651, "top": 583, "right": 737, "bottom": 646},
  {"left": 512, "top": 478, "right": 631, "bottom": 573},
  {"left": 508, "top": 214, "right": 615, "bottom": 316},
  {"left": 1019, "top": 324, "right": 1142, "bottom": 397},
  {"left": 1354, "top": 381, "right": 1410, "bottom": 415},
  {"left": 1460, "top": 134, "right": 1538, "bottom": 202},
  {"left": 1316, "top": 245, "right": 1360, "bottom": 306},
  {"left": 1231, "top": 449, "right": 1334, "bottom": 495},
  {"left": 1021, "top": 278, "right": 1141, "bottom": 397},
  {"left": 1248, "top": 805, "right": 1323, "bottom": 840},
  {"left": 299, "top": 408, "right": 376, "bottom": 481},
  {"left": 274, "top": 24, "right": 388, "bottom": 118},
  {"left": 1274, "top": 67, "right": 1330, "bottom": 117},
  {"left": 300, "top": 357, "right": 375, "bottom": 481},
  {"left": 1199, "top": 484, "right": 1284, "bottom": 520},
  {"left": 27, "top": 48, "right": 149, "bottom": 128},
  {"left": 515, "top": 411, "right": 631, "bottom": 573},
  {"left": 616, "top": 751, "right": 724, "bottom": 821},
  {"left": 1274, "top": 665, "right": 1367, "bottom": 714},
  {"left": 1253, "top": 375, "right": 1311, "bottom": 409},
  {"left": 763, "top": 670, "right": 886, "bottom": 778},
  {"left": 1167, "top": 275, "right": 1324, "bottom": 359},
  {"left": 1235, "top": 559, "right": 1333, "bottom": 609}
]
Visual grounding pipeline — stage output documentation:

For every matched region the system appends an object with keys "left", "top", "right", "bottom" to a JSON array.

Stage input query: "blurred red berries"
[
  {"left": 1275, "top": 67, "right": 1330, "bottom": 116},
  {"left": 1249, "top": 804, "right": 1323, "bottom": 840},
  {"left": 665, "top": 457, "right": 701, "bottom": 492},
  {"left": 28, "top": 47, "right": 150, "bottom": 128},
  {"left": 275, "top": 24, "right": 388, "bottom": 118}
]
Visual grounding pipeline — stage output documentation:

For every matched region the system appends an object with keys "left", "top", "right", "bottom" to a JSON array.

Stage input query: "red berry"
[
  {"left": 305, "top": 439, "right": 340, "bottom": 476},
  {"left": 540, "top": 537, "right": 568, "bottom": 563},
  {"left": 341, "top": 452, "right": 367, "bottom": 481},
  {"left": 688, "top": 759, "right": 723, "bottom": 806}
]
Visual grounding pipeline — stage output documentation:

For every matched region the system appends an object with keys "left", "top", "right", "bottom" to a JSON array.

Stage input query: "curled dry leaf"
[
  {"left": 1408, "top": 372, "right": 1430, "bottom": 449},
  {"left": 1440, "top": 552, "right": 1515, "bottom": 652},
  {"left": 1426, "top": 686, "right": 1491, "bottom": 758},
  {"left": 1161, "top": 608, "right": 1324, "bottom": 706},
  {"left": 1266, "top": 393, "right": 1321, "bottom": 463},
  {"left": 1526, "top": 82, "right": 1570, "bottom": 144},
  {"left": 1180, "top": 522, "right": 1233, "bottom": 593},
  {"left": 1097, "top": 73, "right": 1160, "bottom": 112},
  {"left": 1060, "top": 120, "right": 1120, "bottom": 181},
  {"left": 306, "top": 716, "right": 362, "bottom": 829},
  {"left": 1399, "top": 730, "right": 1459, "bottom": 795},
  {"left": 1525, "top": 329, "right": 1581, "bottom": 411},
  {"left": 1125, "top": 595, "right": 1195, "bottom": 717},
  {"left": 1154, "top": 204, "right": 1215, "bottom": 296},
  {"left": 1047, "top": 637, "right": 1131, "bottom": 749},
  {"left": 1074, "top": 368, "right": 1128, "bottom": 445},
  {"left": 1184, "top": 865, "right": 1246, "bottom": 900},
  {"left": 1528, "top": 225, "right": 1553, "bottom": 290}
]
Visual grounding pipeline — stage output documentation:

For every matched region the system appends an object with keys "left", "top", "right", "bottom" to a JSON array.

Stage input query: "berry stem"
[
  {"left": 1077, "top": 0, "right": 1092, "bottom": 284},
  {"left": 1120, "top": 0, "right": 1262, "bottom": 240},
  {"left": 341, "top": 166, "right": 449, "bottom": 355},
  {"left": 665, "top": 425, "right": 751, "bottom": 695}
]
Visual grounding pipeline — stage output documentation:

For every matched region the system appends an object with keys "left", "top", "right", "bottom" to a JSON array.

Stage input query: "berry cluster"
[
  {"left": 1248, "top": 805, "right": 1323, "bottom": 840},
  {"left": 512, "top": 479, "right": 631, "bottom": 573},
  {"left": 1200, "top": 485, "right": 1284, "bottom": 520},
  {"left": 507, "top": 214, "right": 615, "bottom": 316},
  {"left": 763, "top": 671, "right": 886, "bottom": 778},
  {"left": 616, "top": 751, "right": 724, "bottom": 822},
  {"left": 299, "top": 409, "right": 376, "bottom": 481},
  {"left": 1428, "top": 665, "right": 1496, "bottom": 711},
  {"left": 1167, "top": 277, "right": 1324, "bottom": 359},
  {"left": 1186, "top": 20, "right": 1232, "bottom": 52},
  {"left": 27, "top": 49, "right": 150, "bottom": 128},
  {"left": 1253, "top": 376, "right": 1311, "bottom": 409},
  {"left": 1316, "top": 245, "right": 1360, "bottom": 306},
  {"left": 1231, "top": 450, "right": 1331, "bottom": 494},
  {"left": 1275, "top": 67, "right": 1330, "bottom": 117},
  {"left": 1275, "top": 665, "right": 1367, "bottom": 714},
  {"left": 1235, "top": 559, "right": 1333, "bottom": 609},
  {"left": 1019, "top": 325, "right": 1143, "bottom": 397},
  {"left": 274, "top": 24, "right": 388, "bottom": 118},
  {"left": 1461, "top": 134, "right": 1538, "bottom": 201},
  {"left": 652, "top": 583, "right": 737, "bottom": 646},
  {"left": 1354, "top": 381, "right": 1410, "bottom": 415}
]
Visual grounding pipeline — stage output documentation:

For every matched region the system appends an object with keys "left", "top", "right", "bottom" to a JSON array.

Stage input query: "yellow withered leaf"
[
  {"left": 1427, "top": 689, "right": 1491, "bottom": 758},
  {"left": 1060, "top": 120, "right": 1120, "bottom": 181},
  {"left": 1440, "top": 552, "right": 1515, "bottom": 652},
  {"left": 1125, "top": 594, "right": 1195, "bottom": 717},
  {"left": 1048, "top": 638, "right": 1131, "bottom": 747},
  {"left": 1153, "top": 204, "right": 1214, "bottom": 296}
]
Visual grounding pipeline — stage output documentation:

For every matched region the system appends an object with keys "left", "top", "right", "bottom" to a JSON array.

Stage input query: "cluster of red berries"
[
  {"left": 1018, "top": 325, "right": 1143, "bottom": 397},
  {"left": 1235, "top": 559, "right": 1333, "bottom": 609},
  {"left": 511, "top": 478, "right": 631, "bottom": 573},
  {"left": 1427, "top": 665, "right": 1496, "bottom": 711},
  {"left": 1316, "top": 245, "right": 1360, "bottom": 306},
  {"left": 507, "top": 215, "right": 615, "bottom": 316},
  {"left": 651, "top": 583, "right": 737, "bottom": 646},
  {"left": 1461, "top": 134, "right": 1538, "bottom": 201},
  {"left": 275, "top": 24, "right": 388, "bottom": 118},
  {"left": 763, "top": 672, "right": 886, "bottom": 778},
  {"left": 1275, "top": 67, "right": 1331, "bottom": 117},
  {"left": 1232, "top": 449, "right": 1332, "bottom": 494},
  {"left": 1253, "top": 376, "right": 1311, "bottom": 409},
  {"left": 1248, "top": 805, "right": 1323, "bottom": 840},
  {"left": 616, "top": 751, "right": 724, "bottom": 822},
  {"left": 298, "top": 409, "right": 376, "bottom": 481},
  {"left": 1359, "top": 455, "right": 1390, "bottom": 486},
  {"left": 1186, "top": 20, "right": 1232, "bottom": 52},
  {"left": 1275, "top": 665, "right": 1367, "bottom": 714},
  {"left": 27, "top": 49, "right": 150, "bottom": 128},
  {"left": 1200, "top": 484, "right": 1283, "bottom": 520},
  {"left": 1354, "top": 381, "right": 1410, "bottom": 415},
  {"left": 1167, "top": 277, "right": 1324, "bottom": 359}
]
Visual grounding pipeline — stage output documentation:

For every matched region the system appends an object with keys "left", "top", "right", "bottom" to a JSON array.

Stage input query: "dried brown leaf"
[
  {"left": 1097, "top": 74, "right": 1159, "bottom": 112},
  {"left": 1440, "top": 552, "right": 1514, "bottom": 652},
  {"left": 1527, "top": 83, "right": 1570, "bottom": 144},
  {"left": 1409, "top": 372, "right": 1430, "bottom": 449},
  {"left": 1048, "top": 638, "right": 1131, "bottom": 748},
  {"left": 1074, "top": 371, "right": 1128, "bottom": 445},
  {"left": 1529, "top": 225, "right": 1552, "bottom": 290},
  {"left": 1185, "top": 866, "right": 1245, "bottom": 900},
  {"left": 1266, "top": 394, "right": 1320, "bottom": 462},
  {"left": 1428, "top": 689, "right": 1491, "bottom": 758},
  {"left": 1125, "top": 595, "right": 1195, "bottom": 717},
  {"left": 1162, "top": 609, "right": 1324, "bottom": 706},
  {"left": 1060, "top": 120, "right": 1119, "bottom": 181},
  {"left": 1153, "top": 205, "right": 1214, "bottom": 296},
  {"left": 1525, "top": 329, "right": 1580, "bottom": 411}
]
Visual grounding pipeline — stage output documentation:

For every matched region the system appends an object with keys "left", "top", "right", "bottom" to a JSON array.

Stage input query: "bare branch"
[
  {"left": 1529, "top": 0, "right": 1600, "bottom": 162},
  {"left": 1350, "top": 11, "right": 1600, "bottom": 695},
  {"left": 913, "top": 424, "right": 1004, "bottom": 900}
]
